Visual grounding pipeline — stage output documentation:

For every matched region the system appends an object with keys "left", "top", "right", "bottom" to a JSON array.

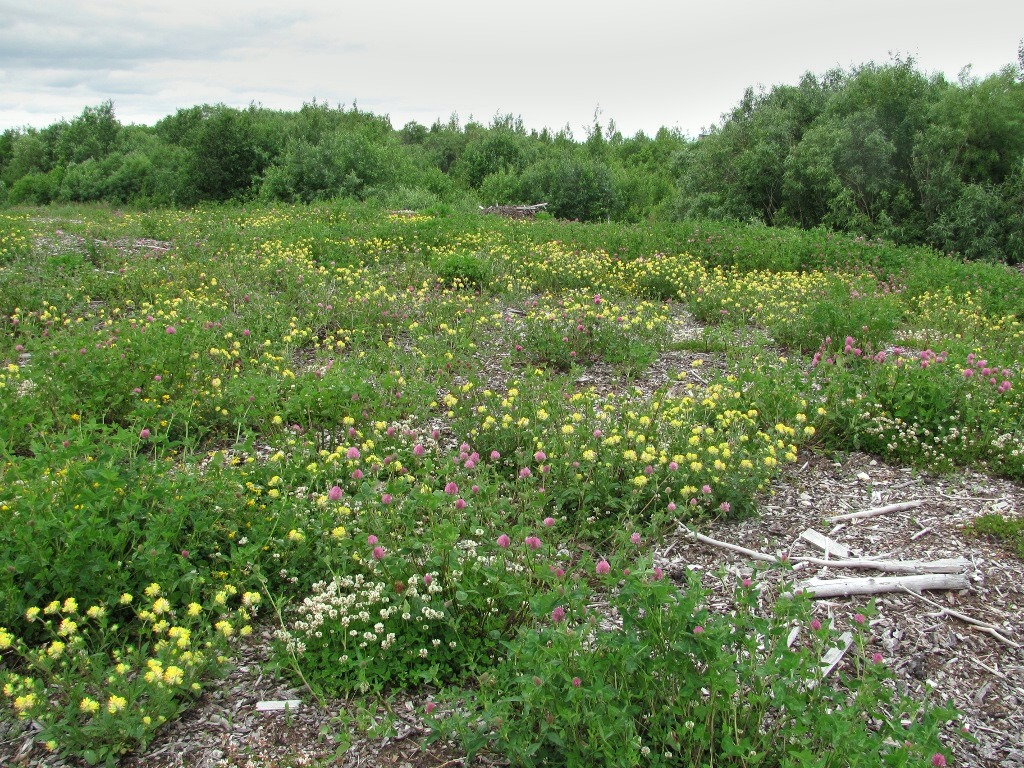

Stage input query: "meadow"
[{"left": 1, "top": 203, "right": 1022, "bottom": 767}]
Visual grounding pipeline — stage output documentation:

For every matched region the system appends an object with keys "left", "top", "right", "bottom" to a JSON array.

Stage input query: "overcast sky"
[{"left": 2, "top": 0, "right": 1022, "bottom": 138}]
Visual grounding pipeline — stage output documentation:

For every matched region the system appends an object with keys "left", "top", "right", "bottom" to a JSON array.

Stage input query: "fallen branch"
[
  {"left": 790, "top": 556, "right": 969, "bottom": 574},
  {"left": 785, "top": 573, "right": 968, "bottom": 599},
  {"left": 901, "top": 586, "right": 1020, "bottom": 648},
  {"left": 910, "top": 526, "right": 933, "bottom": 540},
  {"left": 826, "top": 499, "right": 924, "bottom": 523},
  {"left": 683, "top": 529, "right": 778, "bottom": 563}
]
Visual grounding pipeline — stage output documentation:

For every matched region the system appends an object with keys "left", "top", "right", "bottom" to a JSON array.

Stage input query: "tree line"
[{"left": 2, "top": 53, "right": 1023, "bottom": 263}]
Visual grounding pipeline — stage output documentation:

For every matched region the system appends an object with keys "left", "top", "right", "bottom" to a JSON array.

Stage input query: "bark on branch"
[{"left": 786, "top": 573, "right": 969, "bottom": 599}]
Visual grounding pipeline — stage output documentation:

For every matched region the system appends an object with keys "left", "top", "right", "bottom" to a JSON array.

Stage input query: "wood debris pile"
[{"left": 479, "top": 202, "right": 548, "bottom": 219}]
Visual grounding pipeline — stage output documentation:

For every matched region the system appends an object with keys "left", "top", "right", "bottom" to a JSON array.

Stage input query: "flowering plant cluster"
[
  {"left": 0, "top": 585, "right": 254, "bottom": 765},
  {"left": 813, "top": 338, "right": 1022, "bottom": 479}
]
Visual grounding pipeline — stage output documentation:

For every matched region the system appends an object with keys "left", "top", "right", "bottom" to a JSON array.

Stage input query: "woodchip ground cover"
[{"left": 1, "top": 204, "right": 1022, "bottom": 767}]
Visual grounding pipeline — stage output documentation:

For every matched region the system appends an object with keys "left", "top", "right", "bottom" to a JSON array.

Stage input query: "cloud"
[
  {"left": 0, "top": 0, "right": 311, "bottom": 71},
  {"left": 1, "top": 0, "right": 1021, "bottom": 135}
]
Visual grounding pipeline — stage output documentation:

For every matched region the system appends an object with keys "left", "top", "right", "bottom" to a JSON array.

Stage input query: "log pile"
[
  {"left": 681, "top": 498, "right": 1020, "bottom": 649},
  {"left": 479, "top": 202, "right": 548, "bottom": 219}
]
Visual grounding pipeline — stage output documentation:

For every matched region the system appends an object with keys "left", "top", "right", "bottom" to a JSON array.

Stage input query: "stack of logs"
[{"left": 479, "top": 203, "right": 548, "bottom": 219}]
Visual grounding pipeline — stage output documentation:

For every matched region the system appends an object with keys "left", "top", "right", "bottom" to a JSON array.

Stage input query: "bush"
[
  {"left": 522, "top": 156, "right": 617, "bottom": 222},
  {"left": 436, "top": 252, "right": 490, "bottom": 288},
  {"left": 8, "top": 169, "right": 62, "bottom": 205}
]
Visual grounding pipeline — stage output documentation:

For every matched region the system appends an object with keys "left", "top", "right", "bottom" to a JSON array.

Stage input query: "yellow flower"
[
  {"left": 57, "top": 618, "right": 78, "bottom": 637},
  {"left": 152, "top": 598, "right": 171, "bottom": 615},
  {"left": 0, "top": 628, "right": 13, "bottom": 649},
  {"left": 163, "top": 666, "right": 185, "bottom": 686},
  {"left": 25, "top": 607, "right": 40, "bottom": 622},
  {"left": 287, "top": 529, "right": 305, "bottom": 542},
  {"left": 14, "top": 693, "right": 37, "bottom": 715},
  {"left": 43, "top": 601, "right": 60, "bottom": 615},
  {"left": 107, "top": 695, "right": 127, "bottom": 714},
  {"left": 79, "top": 697, "right": 100, "bottom": 714},
  {"left": 144, "top": 583, "right": 161, "bottom": 598},
  {"left": 187, "top": 602, "right": 202, "bottom": 617},
  {"left": 86, "top": 605, "right": 105, "bottom": 619},
  {"left": 119, "top": 593, "right": 133, "bottom": 605},
  {"left": 61, "top": 597, "right": 78, "bottom": 614},
  {"left": 168, "top": 625, "right": 191, "bottom": 646},
  {"left": 46, "top": 641, "right": 65, "bottom": 658},
  {"left": 241, "top": 592, "right": 261, "bottom": 607},
  {"left": 332, "top": 525, "right": 347, "bottom": 539},
  {"left": 215, "top": 620, "right": 234, "bottom": 637},
  {"left": 144, "top": 660, "right": 164, "bottom": 684}
]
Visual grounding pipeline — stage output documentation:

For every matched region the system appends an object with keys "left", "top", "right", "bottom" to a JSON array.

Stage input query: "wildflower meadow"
[{"left": 1, "top": 203, "right": 1021, "bottom": 766}]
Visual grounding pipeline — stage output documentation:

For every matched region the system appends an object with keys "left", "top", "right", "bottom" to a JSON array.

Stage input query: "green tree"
[{"left": 54, "top": 102, "right": 121, "bottom": 166}]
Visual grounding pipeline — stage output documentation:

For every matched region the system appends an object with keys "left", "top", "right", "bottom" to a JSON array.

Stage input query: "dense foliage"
[{"left": 2, "top": 53, "right": 1022, "bottom": 261}]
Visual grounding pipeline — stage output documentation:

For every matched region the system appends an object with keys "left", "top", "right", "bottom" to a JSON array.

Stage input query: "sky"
[{"left": 1, "top": 0, "right": 1022, "bottom": 139}]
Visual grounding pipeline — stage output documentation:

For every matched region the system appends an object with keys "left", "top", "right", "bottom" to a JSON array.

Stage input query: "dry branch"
[
  {"left": 682, "top": 529, "right": 778, "bottom": 563},
  {"left": 786, "top": 573, "right": 968, "bottom": 599},
  {"left": 790, "top": 556, "right": 969, "bottom": 574},
  {"left": 826, "top": 499, "right": 924, "bottom": 523}
]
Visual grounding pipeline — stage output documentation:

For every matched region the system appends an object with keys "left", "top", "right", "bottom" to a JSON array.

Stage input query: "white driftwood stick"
[
  {"left": 684, "top": 530, "right": 778, "bottom": 563},
  {"left": 799, "top": 528, "right": 850, "bottom": 558},
  {"left": 788, "top": 573, "right": 968, "bottom": 599},
  {"left": 256, "top": 700, "right": 302, "bottom": 712},
  {"left": 826, "top": 499, "right": 924, "bottom": 523},
  {"left": 790, "top": 556, "right": 969, "bottom": 574}
]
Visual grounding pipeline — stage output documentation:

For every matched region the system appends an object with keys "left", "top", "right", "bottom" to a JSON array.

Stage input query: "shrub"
[{"left": 436, "top": 252, "right": 489, "bottom": 289}]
